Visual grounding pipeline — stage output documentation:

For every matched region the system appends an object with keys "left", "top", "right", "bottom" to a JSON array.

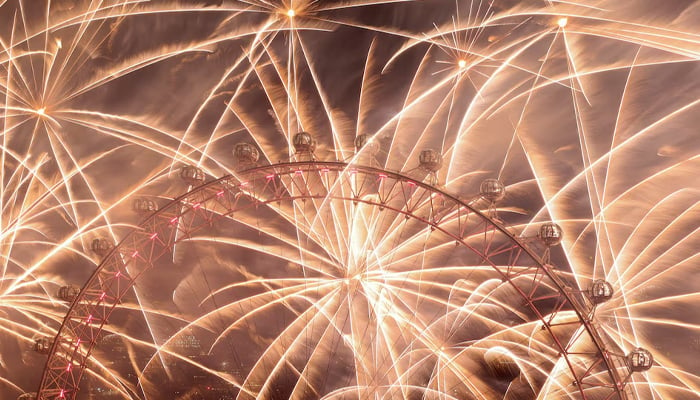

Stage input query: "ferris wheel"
[{"left": 32, "top": 135, "right": 652, "bottom": 400}]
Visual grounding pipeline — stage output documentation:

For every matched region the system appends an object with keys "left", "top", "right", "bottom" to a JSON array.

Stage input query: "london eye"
[{"left": 0, "top": 0, "right": 698, "bottom": 399}]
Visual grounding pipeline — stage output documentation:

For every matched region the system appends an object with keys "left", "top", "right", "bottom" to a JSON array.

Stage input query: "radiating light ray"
[
  {"left": 606, "top": 315, "right": 700, "bottom": 394},
  {"left": 235, "top": 290, "right": 341, "bottom": 397},
  {"left": 188, "top": 230, "right": 338, "bottom": 274},
  {"left": 484, "top": 55, "right": 698, "bottom": 123},
  {"left": 563, "top": 157, "right": 698, "bottom": 252},
  {"left": 595, "top": 47, "right": 642, "bottom": 285},
  {"left": 559, "top": 26, "right": 637, "bottom": 350},
  {"left": 624, "top": 253, "right": 700, "bottom": 303},
  {"left": 485, "top": 8, "right": 700, "bottom": 55},
  {"left": 1, "top": 1, "right": 697, "bottom": 398},
  {"left": 251, "top": 289, "right": 341, "bottom": 399},
  {"left": 105, "top": 327, "right": 251, "bottom": 396},
  {"left": 444, "top": 29, "right": 558, "bottom": 182},
  {"left": 530, "top": 115, "right": 699, "bottom": 247},
  {"left": 496, "top": 24, "right": 561, "bottom": 181},
  {"left": 176, "top": 23, "right": 279, "bottom": 170},
  {"left": 617, "top": 198, "right": 699, "bottom": 283}
]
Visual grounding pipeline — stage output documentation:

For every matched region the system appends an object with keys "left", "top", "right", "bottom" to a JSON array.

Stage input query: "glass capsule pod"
[
  {"left": 133, "top": 198, "right": 158, "bottom": 213},
  {"left": 57, "top": 285, "right": 81, "bottom": 302},
  {"left": 627, "top": 347, "right": 653, "bottom": 372},
  {"left": 539, "top": 222, "right": 563, "bottom": 247},
  {"left": 91, "top": 238, "right": 114, "bottom": 257},
  {"left": 589, "top": 279, "right": 614, "bottom": 304},
  {"left": 418, "top": 149, "right": 443, "bottom": 172},
  {"left": 480, "top": 178, "right": 506, "bottom": 203},
  {"left": 233, "top": 142, "right": 260, "bottom": 165},
  {"left": 180, "top": 165, "right": 206, "bottom": 186},
  {"left": 292, "top": 132, "right": 316, "bottom": 153}
]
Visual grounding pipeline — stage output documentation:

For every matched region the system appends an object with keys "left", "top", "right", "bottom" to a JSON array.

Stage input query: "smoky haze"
[{"left": 0, "top": 0, "right": 698, "bottom": 399}]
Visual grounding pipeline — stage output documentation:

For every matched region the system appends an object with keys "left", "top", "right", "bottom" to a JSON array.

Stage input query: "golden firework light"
[{"left": 0, "top": 0, "right": 698, "bottom": 399}]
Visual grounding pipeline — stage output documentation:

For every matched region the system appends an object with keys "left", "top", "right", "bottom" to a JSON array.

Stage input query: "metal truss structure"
[{"left": 36, "top": 162, "right": 636, "bottom": 399}]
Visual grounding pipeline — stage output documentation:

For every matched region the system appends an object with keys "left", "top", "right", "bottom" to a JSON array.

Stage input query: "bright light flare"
[{"left": 1, "top": 1, "right": 697, "bottom": 399}]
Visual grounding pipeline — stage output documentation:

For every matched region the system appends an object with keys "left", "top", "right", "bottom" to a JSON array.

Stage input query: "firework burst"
[{"left": 0, "top": 0, "right": 698, "bottom": 399}]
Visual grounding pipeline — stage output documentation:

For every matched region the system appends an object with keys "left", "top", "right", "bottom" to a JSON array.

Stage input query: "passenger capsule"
[
  {"left": 539, "top": 222, "right": 563, "bottom": 247},
  {"left": 17, "top": 393, "right": 37, "bottom": 400},
  {"left": 180, "top": 165, "right": 205, "bottom": 186},
  {"left": 133, "top": 198, "right": 158, "bottom": 213},
  {"left": 480, "top": 179, "right": 505, "bottom": 203},
  {"left": 588, "top": 280, "right": 614, "bottom": 304},
  {"left": 58, "top": 285, "right": 81, "bottom": 302},
  {"left": 34, "top": 337, "right": 52, "bottom": 354},
  {"left": 354, "top": 134, "right": 379, "bottom": 154},
  {"left": 91, "top": 238, "right": 114, "bottom": 257},
  {"left": 233, "top": 142, "right": 260, "bottom": 165},
  {"left": 292, "top": 131, "right": 316, "bottom": 153},
  {"left": 418, "top": 149, "right": 443, "bottom": 172},
  {"left": 627, "top": 347, "right": 653, "bottom": 372}
]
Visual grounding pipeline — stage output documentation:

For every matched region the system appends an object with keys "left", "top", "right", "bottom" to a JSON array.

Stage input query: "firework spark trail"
[
  {"left": 0, "top": 0, "right": 698, "bottom": 398},
  {"left": 557, "top": 22, "right": 650, "bottom": 400}
]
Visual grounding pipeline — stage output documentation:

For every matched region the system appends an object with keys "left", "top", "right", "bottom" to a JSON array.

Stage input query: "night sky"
[{"left": 0, "top": 1, "right": 698, "bottom": 399}]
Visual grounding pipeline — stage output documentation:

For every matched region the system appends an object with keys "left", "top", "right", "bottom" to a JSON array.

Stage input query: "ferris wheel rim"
[{"left": 35, "top": 161, "right": 629, "bottom": 400}]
